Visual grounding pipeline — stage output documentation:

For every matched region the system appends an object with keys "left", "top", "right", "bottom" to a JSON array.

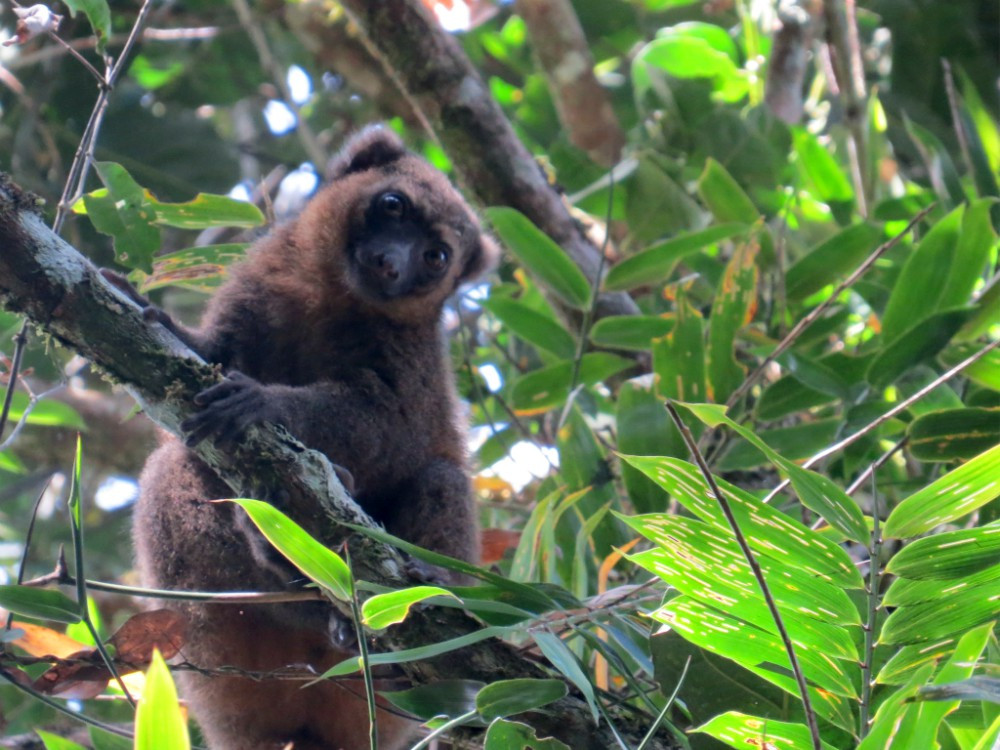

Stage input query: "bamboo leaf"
[
  {"left": 883, "top": 442, "right": 1000, "bottom": 538},
  {"left": 227, "top": 499, "right": 352, "bottom": 600},
  {"left": 486, "top": 208, "right": 591, "bottom": 309}
]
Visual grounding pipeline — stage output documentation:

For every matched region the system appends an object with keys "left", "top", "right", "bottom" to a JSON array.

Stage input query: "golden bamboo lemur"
[{"left": 130, "top": 127, "right": 498, "bottom": 750}]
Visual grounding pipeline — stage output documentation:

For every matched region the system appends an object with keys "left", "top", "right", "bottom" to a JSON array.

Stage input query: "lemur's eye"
[
  {"left": 423, "top": 245, "right": 450, "bottom": 271},
  {"left": 377, "top": 192, "right": 407, "bottom": 219}
]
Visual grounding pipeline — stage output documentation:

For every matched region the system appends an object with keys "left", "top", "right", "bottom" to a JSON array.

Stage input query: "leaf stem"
[{"left": 859, "top": 472, "right": 882, "bottom": 737}]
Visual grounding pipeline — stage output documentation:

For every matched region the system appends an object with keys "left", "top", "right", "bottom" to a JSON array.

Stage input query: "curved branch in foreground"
[
  {"left": 0, "top": 177, "right": 672, "bottom": 750},
  {"left": 337, "top": 0, "right": 639, "bottom": 320}
]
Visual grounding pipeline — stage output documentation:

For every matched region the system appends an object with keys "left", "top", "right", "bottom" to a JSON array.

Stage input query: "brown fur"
[{"left": 132, "top": 127, "right": 498, "bottom": 750}]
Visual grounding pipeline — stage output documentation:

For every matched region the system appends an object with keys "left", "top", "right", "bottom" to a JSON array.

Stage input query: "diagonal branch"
[{"left": 0, "top": 176, "right": 672, "bottom": 750}]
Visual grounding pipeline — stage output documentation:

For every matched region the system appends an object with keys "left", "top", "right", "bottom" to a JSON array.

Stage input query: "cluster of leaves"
[{"left": 0, "top": 0, "right": 997, "bottom": 748}]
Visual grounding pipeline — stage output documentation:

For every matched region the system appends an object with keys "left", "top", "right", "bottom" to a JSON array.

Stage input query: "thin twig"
[
  {"left": 0, "top": 324, "right": 30, "bottom": 442},
  {"left": 941, "top": 60, "right": 976, "bottom": 184},
  {"left": 726, "top": 204, "right": 935, "bottom": 412},
  {"left": 859, "top": 471, "right": 882, "bottom": 737},
  {"left": 665, "top": 401, "right": 822, "bottom": 750},
  {"left": 0, "top": 668, "right": 134, "bottom": 739},
  {"left": 766, "top": 338, "right": 1000, "bottom": 504},
  {"left": 44, "top": 31, "right": 107, "bottom": 85},
  {"left": 4, "top": 475, "right": 54, "bottom": 633},
  {"left": 845, "top": 437, "right": 908, "bottom": 496},
  {"left": 0, "top": 385, "right": 65, "bottom": 453}
]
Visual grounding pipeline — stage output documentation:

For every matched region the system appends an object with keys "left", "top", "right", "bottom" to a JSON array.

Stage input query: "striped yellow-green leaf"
[
  {"left": 883, "top": 442, "right": 1000, "bottom": 538},
  {"left": 693, "top": 711, "right": 838, "bottom": 750}
]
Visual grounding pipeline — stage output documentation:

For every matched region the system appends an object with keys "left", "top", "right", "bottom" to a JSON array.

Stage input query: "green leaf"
[
  {"left": 866, "top": 308, "right": 972, "bottom": 389},
  {"left": 887, "top": 623, "right": 993, "bottom": 745},
  {"left": 886, "top": 520, "right": 1000, "bottom": 579},
  {"left": 793, "top": 128, "right": 854, "bottom": 205},
  {"left": 0, "top": 585, "right": 81, "bottom": 624},
  {"left": 908, "top": 407, "right": 1000, "bottom": 461},
  {"left": 0, "top": 390, "right": 86, "bottom": 430},
  {"left": 483, "top": 718, "right": 570, "bottom": 750},
  {"left": 361, "top": 586, "right": 456, "bottom": 630},
  {"left": 88, "top": 727, "right": 132, "bottom": 750},
  {"left": 620, "top": 454, "right": 864, "bottom": 587},
  {"left": 475, "top": 679, "right": 567, "bottom": 721},
  {"left": 880, "top": 205, "right": 963, "bottom": 343},
  {"left": 653, "top": 293, "right": 707, "bottom": 401},
  {"left": 345, "top": 523, "right": 562, "bottom": 614},
  {"left": 904, "top": 116, "right": 967, "bottom": 208},
  {"left": 693, "top": 711, "right": 838, "bottom": 750},
  {"left": 36, "top": 731, "right": 87, "bottom": 750},
  {"left": 883, "top": 564, "right": 1000, "bottom": 608},
  {"left": 381, "top": 679, "right": 483, "bottom": 720},
  {"left": 679, "top": 403, "right": 869, "bottom": 544},
  {"left": 603, "top": 223, "right": 747, "bottom": 291},
  {"left": 697, "top": 159, "right": 760, "bottom": 224},
  {"left": 509, "top": 353, "right": 633, "bottom": 414},
  {"left": 938, "top": 199, "right": 997, "bottom": 309},
  {"left": 486, "top": 208, "right": 591, "bottom": 309},
  {"left": 941, "top": 343, "right": 1000, "bottom": 391},
  {"left": 83, "top": 163, "right": 161, "bottom": 273},
  {"left": 137, "top": 244, "right": 247, "bottom": 293},
  {"left": 880, "top": 579, "right": 1000, "bottom": 643},
  {"left": 707, "top": 236, "right": 758, "bottom": 402},
  {"left": 482, "top": 297, "right": 575, "bottom": 359},
  {"left": 785, "top": 223, "right": 881, "bottom": 302},
  {"left": 531, "top": 631, "right": 599, "bottom": 721},
  {"left": 623, "top": 513, "right": 862, "bottom": 632},
  {"left": 61, "top": 0, "right": 110, "bottom": 53},
  {"left": 884, "top": 442, "right": 1000, "bottom": 538},
  {"left": 876, "top": 637, "right": 962, "bottom": 686},
  {"left": 717, "top": 419, "right": 840, "bottom": 471},
  {"left": 135, "top": 650, "right": 190, "bottom": 750},
  {"left": 146, "top": 193, "right": 265, "bottom": 230},
  {"left": 958, "top": 277, "right": 1000, "bottom": 342},
  {"left": 325, "top": 625, "right": 514, "bottom": 677},
  {"left": 857, "top": 664, "right": 936, "bottom": 750},
  {"left": 227, "top": 499, "right": 351, "bottom": 600},
  {"left": 915, "top": 676, "right": 1000, "bottom": 705},
  {"left": 617, "top": 378, "right": 680, "bottom": 513},
  {"left": 652, "top": 596, "right": 857, "bottom": 700},
  {"left": 624, "top": 158, "right": 703, "bottom": 242},
  {"left": 589, "top": 315, "right": 674, "bottom": 351}
]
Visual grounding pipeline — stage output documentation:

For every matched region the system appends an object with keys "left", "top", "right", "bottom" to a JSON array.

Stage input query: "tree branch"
[{"left": 0, "top": 176, "right": 672, "bottom": 750}]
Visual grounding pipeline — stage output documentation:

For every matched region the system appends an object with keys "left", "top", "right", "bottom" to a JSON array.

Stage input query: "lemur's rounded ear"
[
  {"left": 327, "top": 126, "right": 407, "bottom": 179},
  {"left": 461, "top": 234, "right": 502, "bottom": 281}
]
